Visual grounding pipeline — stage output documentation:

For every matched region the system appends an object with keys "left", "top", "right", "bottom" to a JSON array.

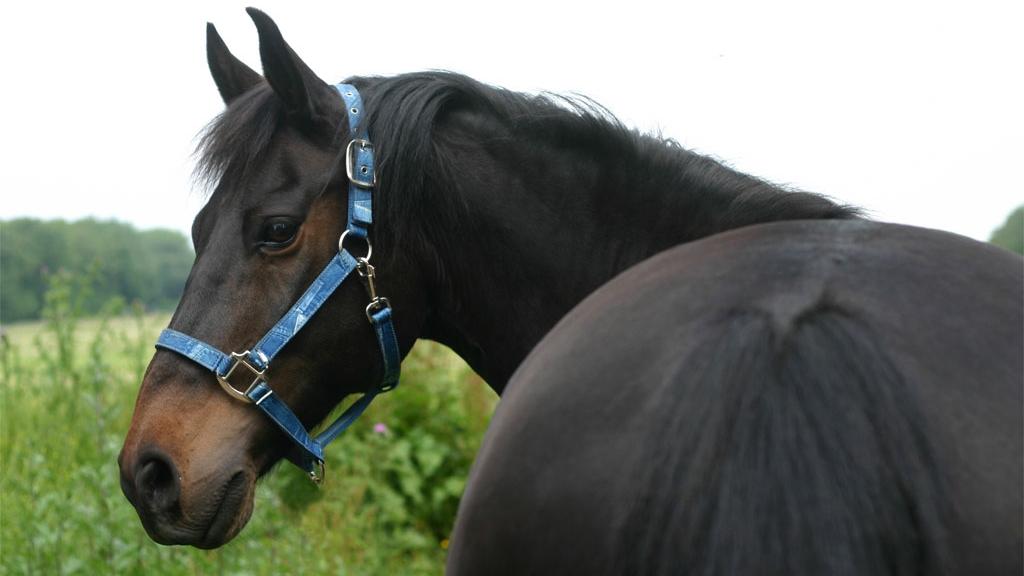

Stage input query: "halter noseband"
[{"left": 154, "top": 84, "right": 400, "bottom": 485}]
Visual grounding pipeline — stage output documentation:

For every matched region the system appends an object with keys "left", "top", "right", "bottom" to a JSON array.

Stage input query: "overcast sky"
[{"left": 3, "top": 1, "right": 1021, "bottom": 242}]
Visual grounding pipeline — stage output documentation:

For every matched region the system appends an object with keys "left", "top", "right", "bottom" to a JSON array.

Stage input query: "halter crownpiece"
[{"left": 155, "top": 83, "right": 400, "bottom": 485}]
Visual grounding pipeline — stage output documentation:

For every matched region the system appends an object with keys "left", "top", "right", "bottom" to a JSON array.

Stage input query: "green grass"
[
  {"left": 0, "top": 282, "right": 497, "bottom": 575},
  {"left": 2, "top": 312, "right": 168, "bottom": 377}
]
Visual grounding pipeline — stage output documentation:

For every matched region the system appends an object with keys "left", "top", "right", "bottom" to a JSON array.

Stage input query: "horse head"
[{"left": 118, "top": 9, "right": 426, "bottom": 548}]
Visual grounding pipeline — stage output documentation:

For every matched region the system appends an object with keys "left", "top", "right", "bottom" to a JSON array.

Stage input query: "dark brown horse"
[
  {"left": 450, "top": 220, "right": 1022, "bottom": 575},
  {"left": 119, "top": 9, "right": 1022, "bottom": 574}
]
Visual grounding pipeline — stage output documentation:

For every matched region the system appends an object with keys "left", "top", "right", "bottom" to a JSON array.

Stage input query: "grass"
[
  {"left": 0, "top": 279, "right": 497, "bottom": 575},
  {"left": 2, "top": 312, "right": 166, "bottom": 378}
]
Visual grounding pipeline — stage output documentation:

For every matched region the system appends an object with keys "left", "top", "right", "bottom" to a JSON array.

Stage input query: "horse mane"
[
  {"left": 356, "top": 72, "right": 859, "bottom": 242},
  {"left": 354, "top": 71, "right": 629, "bottom": 215},
  {"left": 195, "top": 71, "right": 859, "bottom": 241}
]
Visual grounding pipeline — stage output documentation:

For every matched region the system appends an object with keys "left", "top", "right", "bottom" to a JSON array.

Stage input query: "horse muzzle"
[{"left": 118, "top": 443, "right": 256, "bottom": 548}]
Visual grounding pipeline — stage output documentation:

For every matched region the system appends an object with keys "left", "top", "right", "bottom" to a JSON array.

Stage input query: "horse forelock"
[{"left": 194, "top": 83, "right": 283, "bottom": 195}]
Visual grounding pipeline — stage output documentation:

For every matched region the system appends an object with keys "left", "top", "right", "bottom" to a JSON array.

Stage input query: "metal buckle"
[
  {"left": 345, "top": 139, "right": 375, "bottom": 188},
  {"left": 309, "top": 460, "right": 325, "bottom": 485},
  {"left": 217, "top": 351, "right": 266, "bottom": 404}
]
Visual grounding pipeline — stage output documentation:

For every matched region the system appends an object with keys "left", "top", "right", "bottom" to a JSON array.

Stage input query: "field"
[{"left": 0, "top": 285, "right": 497, "bottom": 575}]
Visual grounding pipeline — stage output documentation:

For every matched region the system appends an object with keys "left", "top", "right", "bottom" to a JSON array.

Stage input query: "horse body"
[
  {"left": 448, "top": 220, "right": 1022, "bottom": 575},
  {"left": 118, "top": 10, "right": 1023, "bottom": 573}
]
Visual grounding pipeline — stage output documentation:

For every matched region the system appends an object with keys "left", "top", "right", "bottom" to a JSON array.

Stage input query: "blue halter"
[{"left": 154, "top": 84, "right": 400, "bottom": 485}]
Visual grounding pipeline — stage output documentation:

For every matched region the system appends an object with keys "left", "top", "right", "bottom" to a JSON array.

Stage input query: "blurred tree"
[
  {"left": 989, "top": 205, "right": 1023, "bottom": 255},
  {"left": 0, "top": 218, "right": 193, "bottom": 322}
]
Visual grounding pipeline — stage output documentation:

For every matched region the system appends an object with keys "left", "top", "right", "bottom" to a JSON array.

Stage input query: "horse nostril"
[{"left": 134, "top": 449, "right": 181, "bottom": 514}]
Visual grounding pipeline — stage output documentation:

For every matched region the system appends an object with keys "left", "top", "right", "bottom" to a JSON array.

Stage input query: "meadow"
[{"left": 0, "top": 274, "right": 497, "bottom": 575}]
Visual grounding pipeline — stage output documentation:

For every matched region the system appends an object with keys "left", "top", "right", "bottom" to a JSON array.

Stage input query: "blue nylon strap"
[
  {"left": 349, "top": 144, "right": 374, "bottom": 233},
  {"left": 156, "top": 329, "right": 233, "bottom": 376},
  {"left": 309, "top": 389, "right": 379, "bottom": 457},
  {"left": 247, "top": 251, "right": 360, "bottom": 369},
  {"left": 246, "top": 381, "right": 325, "bottom": 465},
  {"left": 244, "top": 381, "right": 383, "bottom": 474},
  {"left": 335, "top": 83, "right": 368, "bottom": 138},
  {"left": 296, "top": 309, "right": 400, "bottom": 463},
  {"left": 335, "top": 83, "right": 374, "bottom": 239},
  {"left": 370, "top": 306, "right": 401, "bottom": 391}
]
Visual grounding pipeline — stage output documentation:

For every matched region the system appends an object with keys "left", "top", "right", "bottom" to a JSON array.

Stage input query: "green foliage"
[
  {"left": 0, "top": 218, "right": 193, "bottom": 322},
  {"left": 0, "top": 274, "right": 497, "bottom": 575},
  {"left": 989, "top": 205, "right": 1023, "bottom": 255}
]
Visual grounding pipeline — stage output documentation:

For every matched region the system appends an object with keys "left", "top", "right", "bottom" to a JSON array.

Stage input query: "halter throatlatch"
[{"left": 155, "top": 84, "right": 400, "bottom": 485}]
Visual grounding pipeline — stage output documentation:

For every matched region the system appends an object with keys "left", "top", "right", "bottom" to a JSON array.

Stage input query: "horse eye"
[{"left": 259, "top": 218, "right": 299, "bottom": 249}]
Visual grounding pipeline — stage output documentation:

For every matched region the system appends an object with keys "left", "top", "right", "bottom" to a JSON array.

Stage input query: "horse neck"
[{"left": 399, "top": 107, "right": 852, "bottom": 393}]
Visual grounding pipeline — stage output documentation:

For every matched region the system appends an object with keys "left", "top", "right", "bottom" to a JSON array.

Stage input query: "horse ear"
[
  {"left": 206, "top": 23, "right": 262, "bottom": 104},
  {"left": 246, "top": 7, "right": 334, "bottom": 127}
]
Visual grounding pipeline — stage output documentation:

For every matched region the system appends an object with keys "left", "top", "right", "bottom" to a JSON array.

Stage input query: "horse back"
[{"left": 448, "top": 220, "right": 1022, "bottom": 576}]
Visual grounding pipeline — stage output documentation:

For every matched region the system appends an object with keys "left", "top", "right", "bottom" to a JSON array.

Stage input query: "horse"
[
  {"left": 118, "top": 8, "right": 1022, "bottom": 574},
  {"left": 450, "top": 220, "right": 1022, "bottom": 575}
]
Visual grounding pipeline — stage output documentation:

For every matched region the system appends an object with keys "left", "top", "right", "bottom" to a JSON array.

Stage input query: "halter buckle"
[
  {"left": 345, "top": 139, "right": 375, "bottom": 188},
  {"left": 217, "top": 351, "right": 267, "bottom": 404}
]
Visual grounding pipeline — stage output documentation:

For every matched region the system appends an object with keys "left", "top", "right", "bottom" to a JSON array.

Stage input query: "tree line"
[
  {"left": 1, "top": 218, "right": 194, "bottom": 322},
  {"left": 1, "top": 206, "right": 1019, "bottom": 324}
]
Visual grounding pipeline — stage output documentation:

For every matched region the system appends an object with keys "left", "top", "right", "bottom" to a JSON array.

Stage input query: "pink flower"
[{"left": 373, "top": 422, "right": 389, "bottom": 435}]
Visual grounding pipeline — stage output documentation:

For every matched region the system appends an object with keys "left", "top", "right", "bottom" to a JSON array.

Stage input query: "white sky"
[{"left": 2, "top": 1, "right": 1021, "bottom": 242}]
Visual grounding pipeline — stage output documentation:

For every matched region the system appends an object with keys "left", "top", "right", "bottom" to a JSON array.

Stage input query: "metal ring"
[
  {"left": 309, "top": 460, "right": 325, "bottom": 486},
  {"left": 338, "top": 229, "right": 372, "bottom": 262}
]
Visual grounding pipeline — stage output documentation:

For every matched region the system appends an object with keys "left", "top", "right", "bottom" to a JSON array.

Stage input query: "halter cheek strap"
[
  {"left": 154, "top": 83, "right": 399, "bottom": 485},
  {"left": 337, "top": 85, "right": 374, "bottom": 238}
]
